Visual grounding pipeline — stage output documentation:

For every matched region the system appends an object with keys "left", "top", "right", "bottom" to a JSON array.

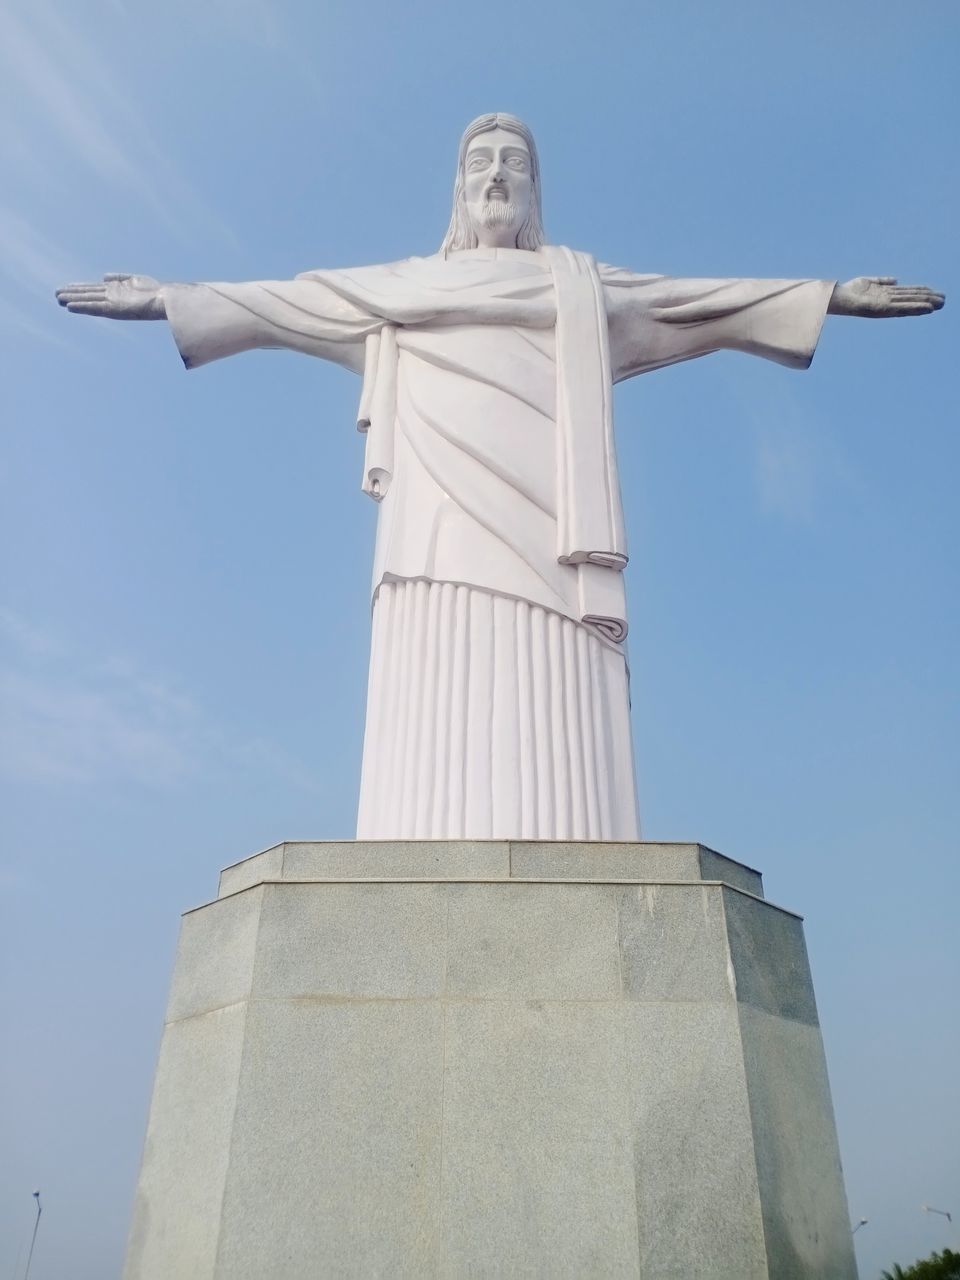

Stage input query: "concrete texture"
[
  {"left": 739, "top": 1005, "right": 856, "bottom": 1278},
  {"left": 251, "top": 882, "right": 446, "bottom": 1000},
  {"left": 217, "top": 999, "right": 444, "bottom": 1278},
  {"left": 445, "top": 882, "right": 621, "bottom": 1001},
  {"left": 440, "top": 1000, "right": 639, "bottom": 1276},
  {"left": 125, "top": 841, "right": 856, "bottom": 1279},
  {"left": 624, "top": 1001, "right": 768, "bottom": 1278}
]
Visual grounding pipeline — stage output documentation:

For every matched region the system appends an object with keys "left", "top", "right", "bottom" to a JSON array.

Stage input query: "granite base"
[{"left": 124, "top": 841, "right": 856, "bottom": 1279}]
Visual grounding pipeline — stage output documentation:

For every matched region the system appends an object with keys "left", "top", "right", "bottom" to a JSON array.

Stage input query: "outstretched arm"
[
  {"left": 827, "top": 276, "right": 944, "bottom": 317},
  {"left": 604, "top": 270, "right": 945, "bottom": 384},
  {"left": 605, "top": 274, "right": 836, "bottom": 381},
  {"left": 56, "top": 272, "right": 373, "bottom": 373}
]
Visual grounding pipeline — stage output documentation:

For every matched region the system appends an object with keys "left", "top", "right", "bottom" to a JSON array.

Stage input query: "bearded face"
[{"left": 461, "top": 126, "right": 533, "bottom": 247}]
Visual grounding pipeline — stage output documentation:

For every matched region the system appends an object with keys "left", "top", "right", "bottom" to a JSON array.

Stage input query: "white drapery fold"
[
  {"left": 356, "top": 579, "right": 640, "bottom": 841},
  {"left": 350, "top": 252, "right": 627, "bottom": 568},
  {"left": 356, "top": 325, "right": 397, "bottom": 501},
  {"left": 541, "top": 247, "right": 627, "bottom": 571}
]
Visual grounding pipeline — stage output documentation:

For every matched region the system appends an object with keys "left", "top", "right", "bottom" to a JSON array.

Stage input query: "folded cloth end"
[
  {"left": 559, "top": 550, "right": 628, "bottom": 570},
  {"left": 583, "top": 613, "right": 628, "bottom": 643}
]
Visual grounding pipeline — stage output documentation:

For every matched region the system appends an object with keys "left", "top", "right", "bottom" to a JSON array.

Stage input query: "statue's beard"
[
  {"left": 479, "top": 199, "right": 520, "bottom": 229},
  {"left": 467, "top": 199, "right": 521, "bottom": 238}
]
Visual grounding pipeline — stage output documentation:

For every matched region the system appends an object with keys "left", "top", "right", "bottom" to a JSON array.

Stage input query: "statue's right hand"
[{"left": 55, "top": 273, "right": 166, "bottom": 320}]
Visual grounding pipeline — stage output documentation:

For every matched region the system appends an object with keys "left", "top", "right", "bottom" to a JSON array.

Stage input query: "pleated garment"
[{"left": 356, "top": 579, "right": 640, "bottom": 840}]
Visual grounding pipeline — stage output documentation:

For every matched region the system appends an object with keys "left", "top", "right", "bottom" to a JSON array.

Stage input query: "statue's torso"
[{"left": 372, "top": 321, "right": 591, "bottom": 623}]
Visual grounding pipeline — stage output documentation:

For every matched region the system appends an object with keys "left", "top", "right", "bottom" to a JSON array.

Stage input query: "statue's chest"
[{"left": 397, "top": 324, "right": 557, "bottom": 421}]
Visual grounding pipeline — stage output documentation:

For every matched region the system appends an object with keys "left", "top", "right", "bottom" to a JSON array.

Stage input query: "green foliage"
[{"left": 881, "top": 1248, "right": 960, "bottom": 1280}]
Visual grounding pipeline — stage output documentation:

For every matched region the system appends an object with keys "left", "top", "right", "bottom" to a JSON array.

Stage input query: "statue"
[{"left": 56, "top": 113, "right": 944, "bottom": 842}]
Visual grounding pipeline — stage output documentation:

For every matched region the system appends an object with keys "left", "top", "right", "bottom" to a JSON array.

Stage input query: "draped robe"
[{"left": 164, "top": 248, "right": 834, "bottom": 839}]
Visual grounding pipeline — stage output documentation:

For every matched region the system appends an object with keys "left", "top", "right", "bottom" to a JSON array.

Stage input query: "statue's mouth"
[{"left": 487, "top": 186, "right": 508, "bottom": 201}]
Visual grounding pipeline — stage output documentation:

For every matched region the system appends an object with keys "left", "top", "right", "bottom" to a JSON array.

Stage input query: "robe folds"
[{"left": 164, "top": 248, "right": 834, "bottom": 839}]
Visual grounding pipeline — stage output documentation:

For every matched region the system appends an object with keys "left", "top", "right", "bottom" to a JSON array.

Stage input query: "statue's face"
[{"left": 462, "top": 126, "right": 533, "bottom": 247}]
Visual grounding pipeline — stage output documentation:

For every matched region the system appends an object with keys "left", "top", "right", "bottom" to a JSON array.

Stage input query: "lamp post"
[
  {"left": 852, "top": 1218, "right": 869, "bottom": 1235},
  {"left": 922, "top": 1205, "right": 953, "bottom": 1224},
  {"left": 23, "top": 1190, "right": 42, "bottom": 1280}
]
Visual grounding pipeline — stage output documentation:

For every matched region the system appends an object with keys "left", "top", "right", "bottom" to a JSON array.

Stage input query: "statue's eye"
[
  {"left": 467, "top": 156, "right": 488, "bottom": 171},
  {"left": 506, "top": 157, "right": 527, "bottom": 170}
]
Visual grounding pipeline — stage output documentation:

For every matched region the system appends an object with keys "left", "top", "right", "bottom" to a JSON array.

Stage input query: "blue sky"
[{"left": 1, "top": 1, "right": 957, "bottom": 1275}]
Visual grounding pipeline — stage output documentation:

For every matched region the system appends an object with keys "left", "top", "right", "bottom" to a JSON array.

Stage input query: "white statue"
[{"left": 56, "top": 113, "right": 944, "bottom": 842}]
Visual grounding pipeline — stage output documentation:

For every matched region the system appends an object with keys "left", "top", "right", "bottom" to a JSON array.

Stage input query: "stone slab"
[
  {"left": 445, "top": 881, "right": 621, "bottom": 1000},
  {"left": 624, "top": 1001, "right": 768, "bottom": 1278},
  {"left": 251, "top": 882, "right": 446, "bottom": 999},
  {"left": 217, "top": 839, "right": 764, "bottom": 897},
  {"left": 512, "top": 840, "right": 764, "bottom": 896},
  {"left": 617, "top": 883, "right": 733, "bottom": 1003},
  {"left": 167, "top": 887, "right": 263, "bottom": 1022},
  {"left": 738, "top": 1005, "right": 856, "bottom": 1278},
  {"left": 215, "top": 999, "right": 444, "bottom": 1279},
  {"left": 218, "top": 840, "right": 513, "bottom": 896},
  {"left": 217, "top": 844, "right": 284, "bottom": 897},
  {"left": 440, "top": 999, "right": 639, "bottom": 1276},
  {"left": 124, "top": 1004, "right": 247, "bottom": 1280},
  {"left": 723, "top": 886, "right": 819, "bottom": 1024}
]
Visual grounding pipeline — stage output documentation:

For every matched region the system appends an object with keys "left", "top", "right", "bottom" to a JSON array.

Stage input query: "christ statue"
[{"left": 56, "top": 113, "right": 944, "bottom": 843}]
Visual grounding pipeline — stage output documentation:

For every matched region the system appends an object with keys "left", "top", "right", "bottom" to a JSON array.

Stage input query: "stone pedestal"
[{"left": 124, "top": 841, "right": 857, "bottom": 1279}]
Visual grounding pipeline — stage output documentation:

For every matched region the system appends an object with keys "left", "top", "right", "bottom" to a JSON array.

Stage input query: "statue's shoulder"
[
  {"left": 596, "top": 262, "right": 669, "bottom": 286},
  {"left": 295, "top": 255, "right": 429, "bottom": 281},
  {"left": 539, "top": 247, "right": 669, "bottom": 286}
]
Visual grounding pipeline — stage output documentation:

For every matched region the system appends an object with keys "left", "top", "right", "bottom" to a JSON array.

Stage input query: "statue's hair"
[{"left": 439, "top": 113, "right": 545, "bottom": 254}]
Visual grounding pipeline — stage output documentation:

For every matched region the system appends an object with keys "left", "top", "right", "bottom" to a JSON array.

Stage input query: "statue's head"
[{"left": 440, "top": 113, "right": 545, "bottom": 254}]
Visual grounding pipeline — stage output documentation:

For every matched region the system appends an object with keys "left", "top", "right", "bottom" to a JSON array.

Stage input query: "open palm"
[
  {"left": 832, "top": 276, "right": 944, "bottom": 318},
  {"left": 55, "top": 273, "right": 165, "bottom": 320}
]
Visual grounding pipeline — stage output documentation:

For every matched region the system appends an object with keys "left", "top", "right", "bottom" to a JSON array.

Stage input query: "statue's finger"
[
  {"left": 58, "top": 289, "right": 108, "bottom": 303},
  {"left": 869, "top": 276, "right": 897, "bottom": 285},
  {"left": 103, "top": 272, "right": 132, "bottom": 282},
  {"left": 65, "top": 300, "right": 113, "bottom": 315},
  {"left": 893, "top": 291, "right": 944, "bottom": 308},
  {"left": 912, "top": 290, "right": 945, "bottom": 306},
  {"left": 59, "top": 282, "right": 106, "bottom": 293}
]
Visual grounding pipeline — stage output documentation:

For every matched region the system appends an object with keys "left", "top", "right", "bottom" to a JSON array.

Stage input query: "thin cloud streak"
[
  {"left": 0, "top": 612, "right": 319, "bottom": 793},
  {"left": 0, "top": 296, "right": 74, "bottom": 348},
  {"left": 0, "top": 208, "right": 77, "bottom": 295},
  {"left": 719, "top": 362, "right": 862, "bottom": 525},
  {"left": 753, "top": 426, "right": 818, "bottom": 524},
  {"left": 0, "top": 211, "right": 134, "bottom": 349},
  {"left": 0, "top": 3, "right": 237, "bottom": 248}
]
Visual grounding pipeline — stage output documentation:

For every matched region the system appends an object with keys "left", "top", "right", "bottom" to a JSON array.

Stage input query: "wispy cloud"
[
  {"left": 0, "top": 209, "right": 77, "bottom": 296},
  {"left": 753, "top": 424, "right": 819, "bottom": 523},
  {"left": 204, "top": 0, "right": 286, "bottom": 49},
  {"left": 0, "top": 295, "right": 74, "bottom": 348},
  {"left": 0, "top": 610, "right": 65, "bottom": 659},
  {"left": 0, "top": 611, "right": 318, "bottom": 792},
  {"left": 0, "top": 1, "right": 236, "bottom": 246},
  {"left": 719, "top": 363, "right": 860, "bottom": 524},
  {"left": 0, "top": 1, "right": 238, "bottom": 344}
]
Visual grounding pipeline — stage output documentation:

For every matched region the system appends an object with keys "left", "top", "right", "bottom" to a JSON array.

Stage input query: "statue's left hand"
[
  {"left": 829, "top": 276, "right": 945, "bottom": 318},
  {"left": 55, "top": 273, "right": 166, "bottom": 320}
]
